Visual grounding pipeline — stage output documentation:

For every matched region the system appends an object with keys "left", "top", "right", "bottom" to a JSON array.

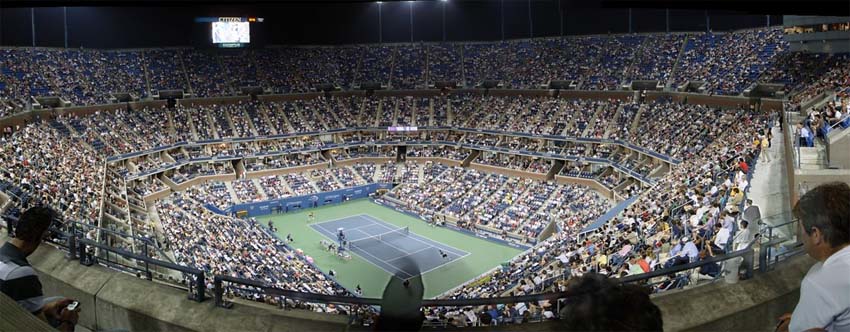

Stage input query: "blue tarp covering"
[{"left": 580, "top": 195, "right": 640, "bottom": 234}]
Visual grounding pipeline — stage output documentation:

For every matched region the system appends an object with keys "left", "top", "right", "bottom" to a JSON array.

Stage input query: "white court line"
[
  {"left": 385, "top": 245, "right": 435, "bottom": 263},
  {"left": 310, "top": 213, "right": 370, "bottom": 228},
  {"left": 417, "top": 252, "right": 472, "bottom": 278},
  {"left": 313, "top": 223, "right": 413, "bottom": 279},
  {"left": 351, "top": 228, "right": 413, "bottom": 255},
  {"left": 316, "top": 213, "right": 472, "bottom": 279},
  {"left": 310, "top": 214, "right": 379, "bottom": 239},
  {"left": 358, "top": 214, "right": 474, "bottom": 279},
  {"left": 318, "top": 222, "right": 379, "bottom": 239},
  {"left": 361, "top": 214, "right": 469, "bottom": 257}
]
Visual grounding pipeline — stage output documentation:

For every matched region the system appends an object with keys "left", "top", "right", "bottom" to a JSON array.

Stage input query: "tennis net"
[{"left": 348, "top": 226, "right": 409, "bottom": 249}]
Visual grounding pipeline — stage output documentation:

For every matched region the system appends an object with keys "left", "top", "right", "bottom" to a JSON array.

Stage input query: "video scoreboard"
[{"left": 195, "top": 17, "right": 264, "bottom": 48}]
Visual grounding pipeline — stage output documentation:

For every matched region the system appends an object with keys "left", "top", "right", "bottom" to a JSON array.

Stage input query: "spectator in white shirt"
[
  {"left": 777, "top": 182, "right": 850, "bottom": 332},
  {"left": 712, "top": 221, "right": 731, "bottom": 253},
  {"left": 732, "top": 220, "right": 752, "bottom": 251}
]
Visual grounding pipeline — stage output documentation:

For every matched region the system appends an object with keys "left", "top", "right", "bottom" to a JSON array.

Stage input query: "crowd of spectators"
[
  {"left": 258, "top": 175, "right": 294, "bottom": 199},
  {"left": 0, "top": 121, "right": 104, "bottom": 225},
  {"left": 232, "top": 178, "right": 263, "bottom": 203},
  {"left": 427, "top": 44, "right": 463, "bottom": 84},
  {"left": 788, "top": 55, "right": 850, "bottom": 105},
  {"left": 624, "top": 33, "right": 685, "bottom": 83},
  {"left": 442, "top": 107, "right": 767, "bottom": 301},
  {"left": 358, "top": 46, "right": 393, "bottom": 85},
  {"left": 144, "top": 49, "right": 189, "bottom": 93},
  {"left": 392, "top": 46, "right": 426, "bottom": 89},
  {"left": 183, "top": 51, "right": 231, "bottom": 97},
  {"left": 285, "top": 173, "right": 318, "bottom": 196},
  {"left": 0, "top": 51, "right": 785, "bottom": 324},
  {"left": 759, "top": 52, "right": 838, "bottom": 96},
  {"left": 0, "top": 27, "right": 798, "bottom": 117},
  {"left": 674, "top": 28, "right": 786, "bottom": 95},
  {"left": 156, "top": 195, "right": 349, "bottom": 308},
  {"left": 406, "top": 146, "right": 467, "bottom": 160},
  {"left": 631, "top": 98, "right": 743, "bottom": 160}
]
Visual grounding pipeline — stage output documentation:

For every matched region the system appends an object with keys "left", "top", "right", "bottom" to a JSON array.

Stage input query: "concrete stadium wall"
[
  {"left": 646, "top": 91, "right": 758, "bottom": 110},
  {"left": 179, "top": 95, "right": 251, "bottom": 107},
  {"left": 794, "top": 169, "right": 850, "bottom": 188},
  {"left": 468, "top": 163, "right": 548, "bottom": 181},
  {"left": 762, "top": 98, "right": 785, "bottom": 112},
  {"left": 674, "top": 254, "right": 815, "bottom": 331},
  {"left": 0, "top": 292, "right": 56, "bottom": 331},
  {"left": 782, "top": 118, "right": 800, "bottom": 207},
  {"left": 554, "top": 175, "right": 615, "bottom": 199}
]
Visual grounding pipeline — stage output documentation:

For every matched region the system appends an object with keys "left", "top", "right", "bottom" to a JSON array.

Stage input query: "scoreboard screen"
[
  {"left": 388, "top": 126, "right": 418, "bottom": 132},
  {"left": 195, "top": 17, "right": 263, "bottom": 48},
  {"left": 212, "top": 22, "right": 250, "bottom": 44}
]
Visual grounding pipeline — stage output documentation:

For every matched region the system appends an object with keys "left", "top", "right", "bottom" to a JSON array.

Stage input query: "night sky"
[{"left": 0, "top": 1, "right": 784, "bottom": 48}]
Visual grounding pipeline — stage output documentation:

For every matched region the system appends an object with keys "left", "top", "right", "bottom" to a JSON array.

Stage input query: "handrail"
[
  {"left": 764, "top": 218, "right": 799, "bottom": 231},
  {"left": 214, "top": 248, "right": 755, "bottom": 310},
  {"left": 618, "top": 247, "right": 754, "bottom": 284},
  {"left": 65, "top": 219, "right": 174, "bottom": 264},
  {"left": 759, "top": 217, "right": 802, "bottom": 272},
  {"left": 792, "top": 130, "right": 801, "bottom": 169},
  {"left": 73, "top": 236, "right": 206, "bottom": 302},
  {"left": 828, "top": 115, "right": 848, "bottom": 131}
]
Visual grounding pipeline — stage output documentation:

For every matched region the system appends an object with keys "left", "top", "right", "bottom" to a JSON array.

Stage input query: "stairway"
[
  {"left": 666, "top": 34, "right": 690, "bottom": 89},
  {"left": 602, "top": 105, "right": 625, "bottom": 139},
  {"left": 629, "top": 104, "right": 647, "bottom": 137},
  {"left": 222, "top": 181, "right": 241, "bottom": 204},
  {"left": 251, "top": 178, "right": 268, "bottom": 200}
]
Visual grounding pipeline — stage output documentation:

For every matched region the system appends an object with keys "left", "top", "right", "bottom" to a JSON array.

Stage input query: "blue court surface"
[{"left": 310, "top": 214, "right": 469, "bottom": 279}]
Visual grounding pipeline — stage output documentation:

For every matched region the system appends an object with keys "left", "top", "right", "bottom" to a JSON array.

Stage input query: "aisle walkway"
[{"left": 747, "top": 125, "right": 793, "bottom": 239}]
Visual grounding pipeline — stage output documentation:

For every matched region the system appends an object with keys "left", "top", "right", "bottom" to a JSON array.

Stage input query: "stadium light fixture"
[{"left": 441, "top": 0, "right": 448, "bottom": 2}]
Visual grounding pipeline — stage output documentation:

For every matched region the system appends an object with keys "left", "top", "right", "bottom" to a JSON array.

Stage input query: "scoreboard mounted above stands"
[
  {"left": 194, "top": 17, "right": 264, "bottom": 23},
  {"left": 195, "top": 17, "right": 264, "bottom": 49},
  {"left": 388, "top": 126, "right": 418, "bottom": 132}
]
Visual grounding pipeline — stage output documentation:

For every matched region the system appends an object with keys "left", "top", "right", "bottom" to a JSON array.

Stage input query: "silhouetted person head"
[
  {"left": 376, "top": 258, "right": 423, "bottom": 331},
  {"left": 10, "top": 206, "right": 58, "bottom": 256},
  {"left": 559, "top": 273, "right": 663, "bottom": 331}
]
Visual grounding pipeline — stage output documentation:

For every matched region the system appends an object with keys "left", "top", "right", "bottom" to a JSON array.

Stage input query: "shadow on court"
[{"left": 376, "top": 257, "right": 424, "bottom": 331}]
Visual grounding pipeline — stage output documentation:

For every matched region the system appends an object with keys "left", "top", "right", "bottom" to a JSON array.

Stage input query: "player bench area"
[{"left": 310, "top": 214, "right": 470, "bottom": 280}]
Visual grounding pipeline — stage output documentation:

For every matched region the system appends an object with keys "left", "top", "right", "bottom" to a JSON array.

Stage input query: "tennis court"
[
  {"left": 268, "top": 199, "right": 523, "bottom": 298},
  {"left": 310, "top": 214, "right": 469, "bottom": 279}
]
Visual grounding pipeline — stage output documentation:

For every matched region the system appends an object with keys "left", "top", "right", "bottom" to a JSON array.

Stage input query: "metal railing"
[
  {"left": 63, "top": 219, "right": 175, "bottom": 264},
  {"left": 45, "top": 227, "right": 206, "bottom": 303},
  {"left": 74, "top": 237, "right": 206, "bottom": 302},
  {"left": 620, "top": 247, "right": 755, "bottom": 285},
  {"left": 32, "top": 207, "right": 796, "bottom": 329},
  {"left": 210, "top": 248, "right": 755, "bottom": 327},
  {"left": 758, "top": 219, "right": 803, "bottom": 273}
]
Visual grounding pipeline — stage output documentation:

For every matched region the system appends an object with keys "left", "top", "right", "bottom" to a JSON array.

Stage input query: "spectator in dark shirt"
[
  {"left": 559, "top": 273, "right": 662, "bottom": 331},
  {"left": 0, "top": 207, "right": 79, "bottom": 332}
]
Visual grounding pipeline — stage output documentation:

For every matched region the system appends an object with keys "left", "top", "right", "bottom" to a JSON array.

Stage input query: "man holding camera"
[{"left": 1, "top": 207, "right": 80, "bottom": 331}]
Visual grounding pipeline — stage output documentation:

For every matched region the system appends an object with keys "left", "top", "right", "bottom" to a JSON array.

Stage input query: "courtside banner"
[{"left": 209, "top": 183, "right": 393, "bottom": 217}]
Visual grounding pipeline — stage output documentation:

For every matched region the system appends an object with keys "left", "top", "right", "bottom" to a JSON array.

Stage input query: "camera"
[{"left": 66, "top": 301, "right": 79, "bottom": 311}]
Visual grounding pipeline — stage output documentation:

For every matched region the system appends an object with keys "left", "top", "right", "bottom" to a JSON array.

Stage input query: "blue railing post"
[
  {"left": 195, "top": 272, "right": 205, "bottom": 302},
  {"left": 214, "top": 276, "right": 224, "bottom": 307}
]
